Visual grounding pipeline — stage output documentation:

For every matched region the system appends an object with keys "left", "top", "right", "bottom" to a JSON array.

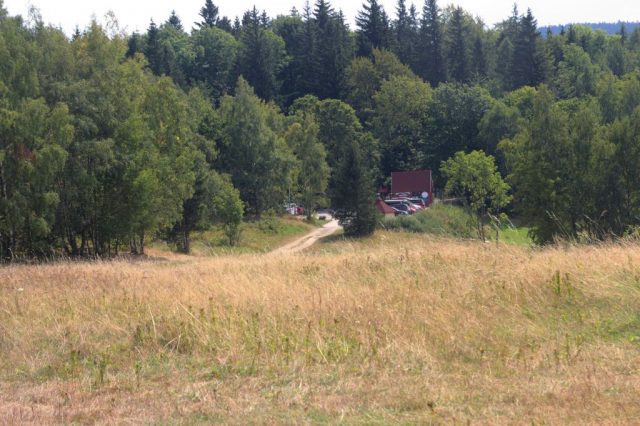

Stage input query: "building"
[{"left": 390, "top": 170, "right": 433, "bottom": 205}]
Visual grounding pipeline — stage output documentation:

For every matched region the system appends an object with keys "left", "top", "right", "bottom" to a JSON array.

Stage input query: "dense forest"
[
  {"left": 2, "top": 0, "right": 640, "bottom": 261},
  {"left": 543, "top": 22, "right": 640, "bottom": 36}
]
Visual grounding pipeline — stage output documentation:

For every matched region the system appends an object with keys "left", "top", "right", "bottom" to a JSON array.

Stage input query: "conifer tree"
[
  {"left": 126, "top": 32, "right": 143, "bottom": 58},
  {"left": 332, "top": 138, "right": 378, "bottom": 237},
  {"left": 495, "top": 5, "right": 519, "bottom": 90},
  {"left": 618, "top": 23, "right": 627, "bottom": 46},
  {"left": 419, "top": 0, "right": 446, "bottom": 85},
  {"left": 446, "top": 7, "right": 468, "bottom": 82},
  {"left": 356, "top": 0, "right": 390, "bottom": 57},
  {"left": 237, "top": 7, "right": 287, "bottom": 100},
  {"left": 196, "top": 0, "right": 219, "bottom": 28},
  {"left": 393, "top": 0, "right": 417, "bottom": 67},
  {"left": 217, "top": 17, "right": 233, "bottom": 33},
  {"left": 471, "top": 35, "right": 487, "bottom": 79},
  {"left": 144, "top": 20, "right": 162, "bottom": 74},
  {"left": 314, "top": 1, "right": 353, "bottom": 99},
  {"left": 167, "top": 11, "right": 183, "bottom": 32},
  {"left": 511, "top": 9, "right": 546, "bottom": 88}
]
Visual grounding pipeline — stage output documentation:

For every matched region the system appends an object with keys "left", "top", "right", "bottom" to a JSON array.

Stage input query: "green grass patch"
[
  {"left": 154, "top": 216, "right": 317, "bottom": 255},
  {"left": 382, "top": 204, "right": 476, "bottom": 238},
  {"left": 494, "top": 226, "right": 533, "bottom": 246},
  {"left": 383, "top": 204, "right": 533, "bottom": 246}
]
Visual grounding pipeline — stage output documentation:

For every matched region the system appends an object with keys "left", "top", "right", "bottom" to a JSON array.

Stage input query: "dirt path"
[{"left": 270, "top": 219, "right": 341, "bottom": 255}]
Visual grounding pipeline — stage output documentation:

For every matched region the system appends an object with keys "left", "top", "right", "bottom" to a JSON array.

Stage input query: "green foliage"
[
  {"left": 218, "top": 78, "right": 295, "bottom": 216},
  {"left": 371, "top": 75, "right": 431, "bottom": 177},
  {"left": 6, "top": 3, "right": 640, "bottom": 258},
  {"left": 554, "top": 44, "right": 600, "bottom": 98},
  {"left": 285, "top": 116, "right": 329, "bottom": 218},
  {"left": 332, "top": 138, "right": 378, "bottom": 237},
  {"left": 425, "top": 83, "right": 493, "bottom": 183},
  {"left": 441, "top": 151, "right": 511, "bottom": 241},
  {"left": 293, "top": 97, "right": 380, "bottom": 200},
  {"left": 419, "top": 0, "right": 446, "bottom": 85},
  {"left": 211, "top": 174, "right": 244, "bottom": 246},
  {"left": 500, "top": 86, "right": 610, "bottom": 243},
  {"left": 345, "top": 49, "right": 415, "bottom": 122},
  {"left": 237, "top": 8, "right": 287, "bottom": 101},
  {"left": 383, "top": 204, "right": 475, "bottom": 238},
  {"left": 355, "top": 0, "right": 391, "bottom": 58},
  {"left": 190, "top": 26, "right": 239, "bottom": 98}
]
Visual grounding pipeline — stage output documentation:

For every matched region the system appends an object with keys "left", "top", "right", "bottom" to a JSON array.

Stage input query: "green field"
[{"left": 153, "top": 216, "right": 318, "bottom": 256}]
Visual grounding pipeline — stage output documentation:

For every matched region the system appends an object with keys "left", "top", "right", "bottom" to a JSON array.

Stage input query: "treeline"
[
  {"left": 543, "top": 22, "right": 640, "bottom": 37},
  {"left": 2, "top": 0, "right": 640, "bottom": 261}
]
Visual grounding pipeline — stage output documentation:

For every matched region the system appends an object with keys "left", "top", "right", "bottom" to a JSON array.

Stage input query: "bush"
[
  {"left": 382, "top": 204, "right": 476, "bottom": 238},
  {"left": 256, "top": 210, "right": 282, "bottom": 234}
]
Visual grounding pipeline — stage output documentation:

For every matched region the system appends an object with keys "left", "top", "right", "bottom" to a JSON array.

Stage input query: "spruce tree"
[
  {"left": 314, "top": 1, "right": 352, "bottom": 99},
  {"left": 300, "top": 2, "right": 317, "bottom": 94},
  {"left": 446, "top": 7, "right": 468, "bottom": 82},
  {"left": 196, "top": 0, "right": 219, "bottom": 28},
  {"left": 217, "top": 17, "right": 233, "bottom": 33},
  {"left": 167, "top": 11, "right": 183, "bottom": 32},
  {"left": 495, "top": 5, "right": 519, "bottom": 90},
  {"left": 126, "top": 32, "right": 143, "bottom": 58},
  {"left": 471, "top": 35, "right": 487, "bottom": 79},
  {"left": 237, "top": 7, "right": 286, "bottom": 100},
  {"left": 618, "top": 23, "right": 627, "bottom": 46},
  {"left": 332, "top": 138, "right": 378, "bottom": 237},
  {"left": 419, "top": 0, "right": 446, "bottom": 85},
  {"left": 512, "top": 9, "right": 546, "bottom": 89},
  {"left": 393, "top": 0, "right": 413, "bottom": 66},
  {"left": 144, "top": 20, "right": 162, "bottom": 74},
  {"left": 356, "top": 0, "right": 390, "bottom": 57}
]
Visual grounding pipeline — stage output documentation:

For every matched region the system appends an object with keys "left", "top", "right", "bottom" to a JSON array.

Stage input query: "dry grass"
[{"left": 2, "top": 232, "right": 640, "bottom": 424}]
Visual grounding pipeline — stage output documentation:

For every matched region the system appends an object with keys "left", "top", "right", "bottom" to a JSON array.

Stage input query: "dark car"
[
  {"left": 385, "top": 199, "right": 418, "bottom": 214},
  {"left": 390, "top": 205, "right": 409, "bottom": 216}
]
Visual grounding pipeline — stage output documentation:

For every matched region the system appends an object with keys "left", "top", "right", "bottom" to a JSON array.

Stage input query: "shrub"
[{"left": 382, "top": 204, "right": 475, "bottom": 238}]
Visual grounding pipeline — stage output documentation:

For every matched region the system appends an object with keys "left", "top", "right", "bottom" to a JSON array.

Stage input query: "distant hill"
[{"left": 541, "top": 21, "right": 640, "bottom": 36}]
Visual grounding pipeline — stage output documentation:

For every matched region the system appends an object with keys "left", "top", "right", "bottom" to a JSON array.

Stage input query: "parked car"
[
  {"left": 390, "top": 206, "right": 409, "bottom": 216},
  {"left": 407, "top": 197, "right": 427, "bottom": 208},
  {"left": 387, "top": 202, "right": 413, "bottom": 215},
  {"left": 385, "top": 199, "right": 418, "bottom": 214},
  {"left": 406, "top": 201, "right": 424, "bottom": 211},
  {"left": 283, "top": 203, "right": 298, "bottom": 215}
]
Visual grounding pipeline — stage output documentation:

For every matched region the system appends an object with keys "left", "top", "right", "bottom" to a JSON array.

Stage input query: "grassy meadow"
[{"left": 2, "top": 232, "right": 640, "bottom": 424}]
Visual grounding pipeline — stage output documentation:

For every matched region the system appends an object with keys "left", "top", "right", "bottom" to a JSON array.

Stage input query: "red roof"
[{"left": 391, "top": 170, "right": 432, "bottom": 194}]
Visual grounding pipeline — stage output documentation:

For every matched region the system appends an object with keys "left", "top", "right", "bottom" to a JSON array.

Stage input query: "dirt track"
[{"left": 270, "top": 219, "right": 341, "bottom": 255}]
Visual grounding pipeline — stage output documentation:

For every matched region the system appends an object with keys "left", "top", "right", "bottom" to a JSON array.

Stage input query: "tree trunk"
[
  {"left": 138, "top": 231, "right": 145, "bottom": 255},
  {"left": 182, "top": 230, "right": 190, "bottom": 254}
]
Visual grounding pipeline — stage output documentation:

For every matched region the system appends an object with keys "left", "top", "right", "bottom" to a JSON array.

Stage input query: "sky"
[{"left": 3, "top": 0, "right": 640, "bottom": 36}]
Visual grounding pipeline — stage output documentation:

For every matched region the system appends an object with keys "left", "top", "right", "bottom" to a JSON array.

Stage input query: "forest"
[{"left": 2, "top": 0, "right": 640, "bottom": 261}]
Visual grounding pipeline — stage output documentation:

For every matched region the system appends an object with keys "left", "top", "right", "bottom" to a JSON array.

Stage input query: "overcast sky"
[{"left": 3, "top": 0, "right": 640, "bottom": 35}]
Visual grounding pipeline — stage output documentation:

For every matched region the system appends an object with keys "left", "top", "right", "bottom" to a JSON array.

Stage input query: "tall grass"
[
  {"left": 382, "top": 203, "right": 476, "bottom": 238},
  {"left": 1, "top": 233, "right": 640, "bottom": 423}
]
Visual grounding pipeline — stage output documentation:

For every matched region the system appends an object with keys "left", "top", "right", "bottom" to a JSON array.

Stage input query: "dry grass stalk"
[{"left": 1, "top": 233, "right": 640, "bottom": 424}]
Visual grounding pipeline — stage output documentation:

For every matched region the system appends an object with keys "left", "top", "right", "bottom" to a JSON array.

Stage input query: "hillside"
[
  {"left": 2, "top": 233, "right": 640, "bottom": 423},
  {"left": 542, "top": 21, "right": 640, "bottom": 35}
]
